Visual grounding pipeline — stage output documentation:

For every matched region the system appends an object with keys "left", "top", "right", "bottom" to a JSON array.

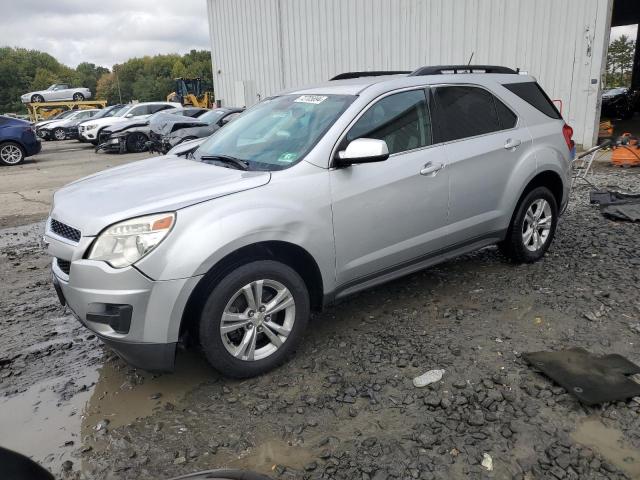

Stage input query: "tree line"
[
  {"left": 0, "top": 47, "right": 213, "bottom": 114},
  {"left": 605, "top": 34, "right": 636, "bottom": 88}
]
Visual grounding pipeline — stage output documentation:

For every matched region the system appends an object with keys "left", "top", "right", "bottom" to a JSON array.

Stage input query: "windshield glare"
[
  {"left": 199, "top": 109, "right": 226, "bottom": 124},
  {"left": 196, "top": 94, "right": 354, "bottom": 170}
]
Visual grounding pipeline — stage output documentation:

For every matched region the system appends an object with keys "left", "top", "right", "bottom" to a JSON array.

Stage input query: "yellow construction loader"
[{"left": 166, "top": 78, "right": 213, "bottom": 108}]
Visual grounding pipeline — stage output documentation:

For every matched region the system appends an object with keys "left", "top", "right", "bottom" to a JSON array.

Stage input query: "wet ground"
[{"left": 1, "top": 145, "right": 640, "bottom": 479}]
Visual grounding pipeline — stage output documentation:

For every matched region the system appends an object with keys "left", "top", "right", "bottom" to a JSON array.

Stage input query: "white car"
[
  {"left": 21, "top": 83, "right": 92, "bottom": 103},
  {"left": 79, "top": 102, "right": 181, "bottom": 145},
  {"left": 36, "top": 109, "right": 100, "bottom": 141}
]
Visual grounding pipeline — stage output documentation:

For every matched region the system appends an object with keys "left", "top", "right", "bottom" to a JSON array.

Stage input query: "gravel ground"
[{"left": 1, "top": 165, "right": 639, "bottom": 480}]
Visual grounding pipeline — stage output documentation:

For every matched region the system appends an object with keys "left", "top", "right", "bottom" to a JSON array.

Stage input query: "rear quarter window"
[{"left": 503, "top": 82, "right": 562, "bottom": 119}]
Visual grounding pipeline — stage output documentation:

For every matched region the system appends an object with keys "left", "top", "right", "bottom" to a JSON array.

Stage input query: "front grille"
[
  {"left": 50, "top": 219, "right": 81, "bottom": 243},
  {"left": 56, "top": 258, "right": 71, "bottom": 275}
]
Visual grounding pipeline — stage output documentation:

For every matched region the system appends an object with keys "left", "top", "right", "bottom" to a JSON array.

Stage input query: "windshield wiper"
[{"left": 199, "top": 154, "right": 250, "bottom": 171}]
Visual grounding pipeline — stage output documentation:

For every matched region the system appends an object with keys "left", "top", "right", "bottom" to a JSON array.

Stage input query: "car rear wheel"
[
  {"left": 499, "top": 186, "right": 558, "bottom": 263},
  {"left": 199, "top": 260, "right": 310, "bottom": 378},
  {"left": 0, "top": 142, "right": 26, "bottom": 166},
  {"left": 126, "top": 132, "right": 149, "bottom": 153},
  {"left": 72, "top": 92, "right": 85, "bottom": 101},
  {"left": 53, "top": 128, "right": 66, "bottom": 141},
  {"left": 31, "top": 94, "right": 44, "bottom": 103}
]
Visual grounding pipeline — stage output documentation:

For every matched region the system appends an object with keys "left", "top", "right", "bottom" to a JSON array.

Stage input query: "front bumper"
[
  {"left": 45, "top": 226, "right": 201, "bottom": 371},
  {"left": 79, "top": 126, "right": 98, "bottom": 141},
  {"left": 96, "top": 135, "right": 126, "bottom": 153}
]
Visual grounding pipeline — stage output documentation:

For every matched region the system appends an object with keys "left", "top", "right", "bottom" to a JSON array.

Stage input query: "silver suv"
[{"left": 45, "top": 66, "right": 573, "bottom": 378}]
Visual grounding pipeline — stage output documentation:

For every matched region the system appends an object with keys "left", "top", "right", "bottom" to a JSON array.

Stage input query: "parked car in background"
[
  {"left": 98, "top": 107, "right": 208, "bottom": 153},
  {"left": 37, "top": 109, "right": 99, "bottom": 140},
  {"left": 601, "top": 87, "right": 638, "bottom": 120},
  {"left": 80, "top": 102, "right": 180, "bottom": 145},
  {"left": 157, "top": 107, "right": 244, "bottom": 153},
  {"left": 44, "top": 66, "right": 573, "bottom": 377},
  {"left": 0, "top": 115, "right": 41, "bottom": 166},
  {"left": 33, "top": 110, "right": 77, "bottom": 131},
  {"left": 21, "top": 84, "right": 92, "bottom": 103},
  {"left": 77, "top": 104, "right": 126, "bottom": 142}
]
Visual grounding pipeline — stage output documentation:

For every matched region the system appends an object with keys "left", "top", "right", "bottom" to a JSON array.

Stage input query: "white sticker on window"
[{"left": 294, "top": 95, "right": 327, "bottom": 104}]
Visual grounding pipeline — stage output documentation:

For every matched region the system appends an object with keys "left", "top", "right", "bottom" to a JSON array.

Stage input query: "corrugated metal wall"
[{"left": 208, "top": 0, "right": 613, "bottom": 147}]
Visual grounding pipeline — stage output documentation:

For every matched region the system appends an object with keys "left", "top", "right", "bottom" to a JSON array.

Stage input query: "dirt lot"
[{"left": 1, "top": 142, "right": 640, "bottom": 480}]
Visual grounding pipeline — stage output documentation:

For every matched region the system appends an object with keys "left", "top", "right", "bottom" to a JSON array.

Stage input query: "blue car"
[{"left": 0, "top": 115, "right": 41, "bottom": 166}]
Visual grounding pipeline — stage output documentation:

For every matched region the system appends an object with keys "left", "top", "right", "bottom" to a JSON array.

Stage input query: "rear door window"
[
  {"left": 503, "top": 81, "right": 562, "bottom": 119},
  {"left": 347, "top": 89, "right": 432, "bottom": 155},
  {"left": 432, "top": 86, "right": 504, "bottom": 142}
]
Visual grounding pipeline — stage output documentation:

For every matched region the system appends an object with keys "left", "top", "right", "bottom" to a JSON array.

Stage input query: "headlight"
[
  {"left": 85, "top": 124, "right": 98, "bottom": 131},
  {"left": 88, "top": 213, "right": 175, "bottom": 268}
]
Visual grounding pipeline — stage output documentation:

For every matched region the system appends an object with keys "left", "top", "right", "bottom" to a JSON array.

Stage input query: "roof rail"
[
  {"left": 410, "top": 65, "right": 518, "bottom": 76},
  {"left": 330, "top": 71, "right": 411, "bottom": 81}
]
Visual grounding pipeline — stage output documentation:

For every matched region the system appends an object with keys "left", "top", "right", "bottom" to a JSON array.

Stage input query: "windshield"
[
  {"left": 196, "top": 94, "right": 354, "bottom": 170},
  {"left": 604, "top": 88, "right": 626, "bottom": 96},
  {"left": 114, "top": 105, "right": 135, "bottom": 117},
  {"left": 46, "top": 85, "right": 56, "bottom": 91},
  {"left": 94, "top": 106, "right": 123, "bottom": 119},
  {"left": 198, "top": 109, "right": 227, "bottom": 125},
  {"left": 55, "top": 110, "right": 76, "bottom": 119}
]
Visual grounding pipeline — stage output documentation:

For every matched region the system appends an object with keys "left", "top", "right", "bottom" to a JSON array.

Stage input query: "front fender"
[{"left": 135, "top": 163, "right": 335, "bottom": 292}]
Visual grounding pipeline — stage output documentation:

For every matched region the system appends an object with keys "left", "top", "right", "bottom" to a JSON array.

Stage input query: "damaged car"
[
  {"left": 80, "top": 102, "right": 180, "bottom": 145},
  {"left": 153, "top": 107, "right": 244, "bottom": 153},
  {"left": 37, "top": 109, "right": 100, "bottom": 140},
  {"left": 97, "top": 107, "right": 208, "bottom": 153}
]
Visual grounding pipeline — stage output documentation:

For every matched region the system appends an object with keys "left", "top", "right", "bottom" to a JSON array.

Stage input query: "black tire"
[
  {"left": 126, "top": 132, "right": 148, "bottom": 153},
  {"left": 199, "top": 260, "right": 310, "bottom": 378},
  {"left": 31, "top": 94, "right": 44, "bottom": 103},
  {"left": 72, "top": 92, "right": 85, "bottom": 101},
  {"left": 498, "top": 186, "right": 558, "bottom": 263},
  {"left": 0, "top": 142, "right": 25, "bottom": 166},
  {"left": 52, "top": 127, "right": 66, "bottom": 141}
]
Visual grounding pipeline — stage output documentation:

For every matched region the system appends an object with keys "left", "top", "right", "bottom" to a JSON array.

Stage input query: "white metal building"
[{"left": 207, "top": 0, "right": 638, "bottom": 147}]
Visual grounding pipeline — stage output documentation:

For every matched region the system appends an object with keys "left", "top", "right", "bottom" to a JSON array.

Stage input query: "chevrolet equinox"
[{"left": 45, "top": 66, "right": 573, "bottom": 377}]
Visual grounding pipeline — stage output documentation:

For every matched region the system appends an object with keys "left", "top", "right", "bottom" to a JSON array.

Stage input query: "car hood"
[
  {"left": 105, "top": 118, "right": 149, "bottom": 133},
  {"left": 40, "top": 119, "right": 68, "bottom": 129},
  {"left": 51, "top": 155, "right": 271, "bottom": 236},
  {"left": 151, "top": 114, "right": 208, "bottom": 136}
]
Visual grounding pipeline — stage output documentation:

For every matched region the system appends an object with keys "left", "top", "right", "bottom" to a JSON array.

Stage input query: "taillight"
[{"left": 562, "top": 123, "right": 574, "bottom": 152}]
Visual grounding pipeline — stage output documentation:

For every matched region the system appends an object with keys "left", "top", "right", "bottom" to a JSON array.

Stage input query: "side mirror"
[
  {"left": 334, "top": 138, "right": 389, "bottom": 167},
  {"left": 125, "top": 113, "right": 134, "bottom": 118}
]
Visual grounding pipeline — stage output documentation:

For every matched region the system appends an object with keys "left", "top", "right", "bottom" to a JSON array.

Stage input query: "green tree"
[
  {"left": 0, "top": 47, "right": 214, "bottom": 114},
  {"left": 606, "top": 34, "right": 635, "bottom": 88}
]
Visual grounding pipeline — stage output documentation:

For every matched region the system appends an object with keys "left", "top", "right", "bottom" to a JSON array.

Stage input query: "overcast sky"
[
  {"left": 610, "top": 24, "right": 638, "bottom": 42},
  {"left": 0, "top": 0, "right": 209, "bottom": 68}
]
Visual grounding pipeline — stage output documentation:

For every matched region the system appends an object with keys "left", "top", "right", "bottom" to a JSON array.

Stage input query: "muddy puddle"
[
  {"left": 572, "top": 417, "right": 640, "bottom": 478},
  {"left": 0, "top": 350, "right": 215, "bottom": 472}
]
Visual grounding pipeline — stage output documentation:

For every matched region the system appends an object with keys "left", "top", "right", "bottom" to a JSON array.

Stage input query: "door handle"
[
  {"left": 504, "top": 138, "right": 522, "bottom": 150},
  {"left": 420, "top": 162, "right": 444, "bottom": 176}
]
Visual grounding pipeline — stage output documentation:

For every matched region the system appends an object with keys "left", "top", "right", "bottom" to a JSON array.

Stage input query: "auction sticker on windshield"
[
  {"left": 277, "top": 152, "right": 298, "bottom": 163},
  {"left": 294, "top": 95, "right": 327, "bottom": 104}
]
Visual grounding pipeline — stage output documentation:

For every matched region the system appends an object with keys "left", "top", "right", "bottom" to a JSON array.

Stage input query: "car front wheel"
[
  {"left": 499, "top": 186, "right": 558, "bottom": 263},
  {"left": 31, "top": 94, "right": 44, "bottom": 103},
  {"left": 199, "top": 260, "right": 310, "bottom": 378},
  {"left": 53, "top": 128, "right": 66, "bottom": 141}
]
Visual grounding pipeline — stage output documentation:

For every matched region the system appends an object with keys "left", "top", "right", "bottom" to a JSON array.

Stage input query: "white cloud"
[{"left": 0, "top": 0, "right": 210, "bottom": 68}]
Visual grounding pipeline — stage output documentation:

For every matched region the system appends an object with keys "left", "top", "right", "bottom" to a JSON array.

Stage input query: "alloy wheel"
[
  {"left": 522, "top": 199, "right": 552, "bottom": 252},
  {"left": 54, "top": 129, "right": 66, "bottom": 140},
  {"left": 0, "top": 144, "right": 24, "bottom": 165},
  {"left": 220, "top": 279, "right": 296, "bottom": 362},
  {"left": 73, "top": 93, "right": 84, "bottom": 101}
]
